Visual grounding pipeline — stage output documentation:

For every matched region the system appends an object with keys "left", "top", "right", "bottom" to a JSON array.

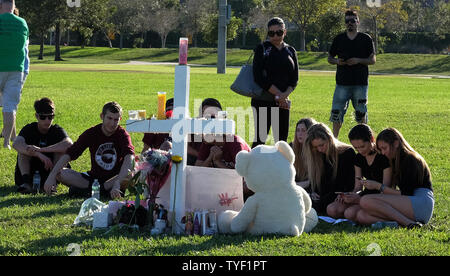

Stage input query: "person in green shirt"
[{"left": 0, "top": 0, "right": 29, "bottom": 150}]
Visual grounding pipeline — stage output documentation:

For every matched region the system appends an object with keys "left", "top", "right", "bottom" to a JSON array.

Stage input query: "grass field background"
[
  {"left": 0, "top": 49, "right": 449, "bottom": 255},
  {"left": 30, "top": 45, "right": 450, "bottom": 75}
]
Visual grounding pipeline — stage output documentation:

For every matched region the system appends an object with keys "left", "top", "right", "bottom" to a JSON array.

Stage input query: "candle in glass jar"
[
  {"left": 157, "top": 92, "right": 166, "bottom": 120},
  {"left": 179, "top": 37, "right": 188, "bottom": 65}
]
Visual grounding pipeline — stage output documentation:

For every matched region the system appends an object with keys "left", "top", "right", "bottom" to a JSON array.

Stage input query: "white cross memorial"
[{"left": 126, "top": 39, "right": 235, "bottom": 233}]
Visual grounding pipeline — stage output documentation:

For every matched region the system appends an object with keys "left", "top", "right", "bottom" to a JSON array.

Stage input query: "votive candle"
[
  {"left": 157, "top": 92, "right": 166, "bottom": 120},
  {"left": 179, "top": 37, "right": 188, "bottom": 65}
]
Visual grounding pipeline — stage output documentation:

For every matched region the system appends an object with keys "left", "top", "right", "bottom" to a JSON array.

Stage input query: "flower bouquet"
[{"left": 126, "top": 148, "right": 172, "bottom": 227}]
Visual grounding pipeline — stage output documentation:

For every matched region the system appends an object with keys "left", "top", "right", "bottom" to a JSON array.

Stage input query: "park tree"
[
  {"left": 432, "top": 0, "right": 450, "bottom": 38},
  {"left": 16, "top": 0, "right": 53, "bottom": 60},
  {"left": 71, "top": 0, "right": 115, "bottom": 48},
  {"left": 16, "top": 0, "right": 72, "bottom": 61},
  {"left": 179, "top": 0, "right": 216, "bottom": 47},
  {"left": 109, "top": 0, "right": 140, "bottom": 49},
  {"left": 50, "top": 1, "right": 72, "bottom": 61},
  {"left": 130, "top": 0, "right": 153, "bottom": 48},
  {"left": 201, "top": 13, "right": 242, "bottom": 45},
  {"left": 228, "top": 0, "right": 263, "bottom": 47},
  {"left": 315, "top": 8, "right": 346, "bottom": 51},
  {"left": 403, "top": 0, "right": 428, "bottom": 33},
  {"left": 274, "top": 0, "right": 346, "bottom": 51},
  {"left": 358, "top": 0, "right": 408, "bottom": 53},
  {"left": 246, "top": 0, "right": 275, "bottom": 42},
  {"left": 147, "top": 0, "right": 181, "bottom": 48}
]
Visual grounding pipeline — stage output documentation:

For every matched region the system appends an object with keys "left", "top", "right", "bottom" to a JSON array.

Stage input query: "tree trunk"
[
  {"left": 144, "top": 31, "right": 148, "bottom": 48},
  {"left": 161, "top": 34, "right": 167, "bottom": 48},
  {"left": 39, "top": 33, "right": 45, "bottom": 60},
  {"left": 299, "top": 28, "right": 306, "bottom": 52},
  {"left": 241, "top": 21, "right": 247, "bottom": 48},
  {"left": 92, "top": 32, "right": 98, "bottom": 47},
  {"left": 120, "top": 33, "right": 124, "bottom": 49},
  {"left": 373, "top": 16, "right": 378, "bottom": 54},
  {"left": 54, "top": 22, "right": 63, "bottom": 61},
  {"left": 193, "top": 33, "right": 198, "bottom": 48},
  {"left": 104, "top": 31, "right": 113, "bottom": 48}
]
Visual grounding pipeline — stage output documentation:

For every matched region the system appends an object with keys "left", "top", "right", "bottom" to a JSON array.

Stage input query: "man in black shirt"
[
  {"left": 328, "top": 10, "right": 376, "bottom": 138},
  {"left": 13, "top": 97, "right": 72, "bottom": 193}
]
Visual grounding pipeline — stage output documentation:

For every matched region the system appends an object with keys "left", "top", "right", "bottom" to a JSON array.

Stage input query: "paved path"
[{"left": 124, "top": 60, "right": 450, "bottom": 79}]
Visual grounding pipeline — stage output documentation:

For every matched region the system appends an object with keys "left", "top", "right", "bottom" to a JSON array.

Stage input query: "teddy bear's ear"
[
  {"left": 275, "top": 141, "right": 295, "bottom": 164},
  {"left": 235, "top": 150, "right": 250, "bottom": 176}
]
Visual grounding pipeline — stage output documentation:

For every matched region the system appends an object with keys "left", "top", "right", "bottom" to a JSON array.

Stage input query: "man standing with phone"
[{"left": 328, "top": 10, "right": 376, "bottom": 138}]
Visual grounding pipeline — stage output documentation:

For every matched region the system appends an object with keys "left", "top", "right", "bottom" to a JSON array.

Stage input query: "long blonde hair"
[
  {"left": 376, "top": 128, "right": 430, "bottom": 189},
  {"left": 303, "top": 123, "right": 352, "bottom": 193},
  {"left": 292, "top": 118, "right": 317, "bottom": 181}
]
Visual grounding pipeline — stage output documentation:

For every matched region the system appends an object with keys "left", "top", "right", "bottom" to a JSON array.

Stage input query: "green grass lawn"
[
  {"left": 29, "top": 45, "right": 450, "bottom": 75},
  {"left": 0, "top": 63, "right": 449, "bottom": 256}
]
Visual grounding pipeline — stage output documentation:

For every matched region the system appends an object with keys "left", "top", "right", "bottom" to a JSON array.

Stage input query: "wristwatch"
[{"left": 379, "top": 184, "right": 385, "bottom": 193}]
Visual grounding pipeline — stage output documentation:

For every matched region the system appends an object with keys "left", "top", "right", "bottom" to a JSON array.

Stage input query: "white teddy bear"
[{"left": 218, "top": 141, "right": 318, "bottom": 236}]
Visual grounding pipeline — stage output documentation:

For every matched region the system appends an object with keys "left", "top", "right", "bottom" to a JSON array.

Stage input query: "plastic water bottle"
[
  {"left": 91, "top": 179, "right": 100, "bottom": 200},
  {"left": 32, "top": 171, "right": 41, "bottom": 194}
]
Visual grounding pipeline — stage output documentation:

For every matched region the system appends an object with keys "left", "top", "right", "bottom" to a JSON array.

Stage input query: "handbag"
[{"left": 230, "top": 45, "right": 265, "bottom": 98}]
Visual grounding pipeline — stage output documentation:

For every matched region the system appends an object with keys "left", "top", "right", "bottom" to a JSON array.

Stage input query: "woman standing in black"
[{"left": 252, "top": 17, "right": 299, "bottom": 148}]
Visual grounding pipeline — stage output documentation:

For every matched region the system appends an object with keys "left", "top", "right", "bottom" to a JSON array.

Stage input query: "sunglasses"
[
  {"left": 267, "top": 29, "right": 284, "bottom": 37},
  {"left": 345, "top": 18, "right": 358, "bottom": 24},
  {"left": 38, "top": 114, "right": 55, "bottom": 120}
]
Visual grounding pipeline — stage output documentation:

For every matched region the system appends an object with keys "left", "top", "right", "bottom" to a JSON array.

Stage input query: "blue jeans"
[{"left": 329, "top": 85, "right": 368, "bottom": 123}]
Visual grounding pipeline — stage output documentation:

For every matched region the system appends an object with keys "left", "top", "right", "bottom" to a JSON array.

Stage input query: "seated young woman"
[
  {"left": 290, "top": 118, "right": 317, "bottom": 188},
  {"left": 354, "top": 128, "right": 434, "bottom": 228},
  {"left": 327, "top": 124, "right": 392, "bottom": 220},
  {"left": 302, "top": 123, "right": 355, "bottom": 214}
]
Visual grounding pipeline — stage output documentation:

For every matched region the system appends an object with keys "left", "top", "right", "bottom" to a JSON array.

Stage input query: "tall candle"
[
  {"left": 157, "top": 92, "right": 166, "bottom": 120},
  {"left": 179, "top": 37, "right": 188, "bottom": 65}
]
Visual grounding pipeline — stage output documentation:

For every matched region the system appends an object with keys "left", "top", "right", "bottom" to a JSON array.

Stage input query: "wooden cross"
[{"left": 126, "top": 65, "right": 235, "bottom": 233}]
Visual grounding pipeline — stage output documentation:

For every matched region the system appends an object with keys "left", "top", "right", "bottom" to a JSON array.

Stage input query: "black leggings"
[{"left": 251, "top": 98, "right": 290, "bottom": 148}]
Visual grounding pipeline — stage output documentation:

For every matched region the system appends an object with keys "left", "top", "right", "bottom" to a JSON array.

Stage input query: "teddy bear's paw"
[
  {"left": 304, "top": 208, "right": 319, "bottom": 233},
  {"left": 291, "top": 224, "right": 301, "bottom": 236},
  {"left": 218, "top": 210, "right": 239, "bottom": 234}
]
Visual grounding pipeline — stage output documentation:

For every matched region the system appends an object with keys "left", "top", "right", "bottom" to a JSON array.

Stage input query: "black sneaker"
[
  {"left": 68, "top": 186, "right": 91, "bottom": 198},
  {"left": 17, "top": 183, "right": 33, "bottom": 194},
  {"left": 407, "top": 222, "right": 423, "bottom": 229}
]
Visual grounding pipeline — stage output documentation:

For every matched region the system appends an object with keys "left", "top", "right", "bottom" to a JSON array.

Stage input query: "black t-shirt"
[
  {"left": 253, "top": 41, "right": 299, "bottom": 101},
  {"left": 397, "top": 152, "right": 433, "bottom": 196},
  {"left": 18, "top": 122, "right": 69, "bottom": 158},
  {"left": 329, "top": 32, "right": 375, "bottom": 85},
  {"left": 308, "top": 147, "right": 356, "bottom": 213},
  {"left": 15, "top": 122, "right": 69, "bottom": 181},
  {"left": 355, "top": 153, "right": 390, "bottom": 195}
]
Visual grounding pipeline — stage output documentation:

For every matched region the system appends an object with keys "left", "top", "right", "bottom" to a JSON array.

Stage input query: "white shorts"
[{"left": 0, "top": 71, "right": 25, "bottom": 113}]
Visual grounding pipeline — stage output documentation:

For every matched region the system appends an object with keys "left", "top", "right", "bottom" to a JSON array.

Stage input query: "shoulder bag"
[{"left": 230, "top": 44, "right": 265, "bottom": 98}]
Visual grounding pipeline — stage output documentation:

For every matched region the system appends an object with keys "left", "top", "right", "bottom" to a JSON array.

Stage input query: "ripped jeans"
[{"left": 329, "top": 85, "right": 368, "bottom": 123}]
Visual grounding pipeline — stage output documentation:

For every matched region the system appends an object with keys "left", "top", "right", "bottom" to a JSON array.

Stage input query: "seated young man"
[
  {"left": 195, "top": 134, "right": 250, "bottom": 169},
  {"left": 194, "top": 98, "right": 250, "bottom": 169},
  {"left": 13, "top": 97, "right": 73, "bottom": 194},
  {"left": 44, "top": 102, "right": 135, "bottom": 199}
]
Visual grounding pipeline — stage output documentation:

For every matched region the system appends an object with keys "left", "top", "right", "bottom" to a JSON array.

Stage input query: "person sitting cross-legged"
[
  {"left": 43, "top": 101, "right": 135, "bottom": 199},
  {"left": 13, "top": 97, "right": 72, "bottom": 194}
]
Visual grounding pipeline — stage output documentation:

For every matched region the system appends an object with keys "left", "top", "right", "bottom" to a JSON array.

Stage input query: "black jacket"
[{"left": 252, "top": 41, "right": 299, "bottom": 101}]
